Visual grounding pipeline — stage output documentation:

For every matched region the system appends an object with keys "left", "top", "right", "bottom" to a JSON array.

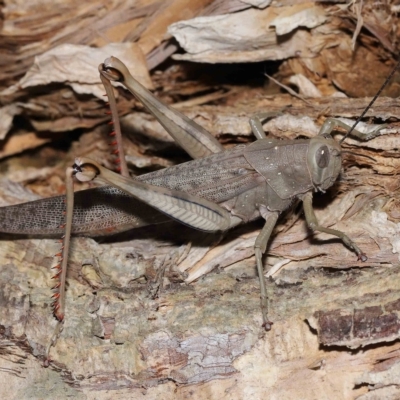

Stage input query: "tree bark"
[{"left": 1, "top": 1, "right": 400, "bottom": 399}]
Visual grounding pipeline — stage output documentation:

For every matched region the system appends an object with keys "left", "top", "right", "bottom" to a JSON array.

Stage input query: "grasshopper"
[{"left": 0, "top": 57, "right": 391, "bottom": 361}]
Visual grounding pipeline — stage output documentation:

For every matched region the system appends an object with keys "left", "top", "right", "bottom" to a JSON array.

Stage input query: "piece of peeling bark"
[
  {"left": 281, "top": 38, "right": 400, "bottom": 98},
  {"left": 0, "top": 105, "right": 20, "bottom": 141},
  {"left": 0, "top": 42, "right": 152, "bottom": 141},
  {"left": 2, "top": 232, "right": 400, "bottom": 397},
  {"left": 169, "top": 5, "right": 335, "bottom": 63},
  {"left": 136, "top": 0, "right": 215, "bottom": 55},
  {"left": 355, "top": 355, "right": 400, "bottom": 399},
  {"left": 166, "top": 3, "right": 400, "bottom": 98},
  {"left": 0, "top": 0, "right": 166, "bottom": 89},
  {"left": 0, "top": 132, "right": 51, "bottom": 159},
  {"left": 1, "top": 42, "right": 153, "bottom": 99}
]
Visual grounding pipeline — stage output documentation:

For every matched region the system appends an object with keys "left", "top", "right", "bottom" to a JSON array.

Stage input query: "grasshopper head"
[{"left": 307, "top": 136, "right": 342, "bottom": 192}]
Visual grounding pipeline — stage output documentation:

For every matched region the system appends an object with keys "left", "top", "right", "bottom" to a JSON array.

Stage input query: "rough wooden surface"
[
  {"left": 1, "top": 1, "right": 400, "bottom": 399},
  {"left": 1, "top": 95, "right": 400, "bottom": 398}
]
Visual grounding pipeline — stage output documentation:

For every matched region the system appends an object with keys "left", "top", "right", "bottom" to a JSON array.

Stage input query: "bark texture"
[{"left": 1, "top": 1, "right": 400, "bottom": 399}]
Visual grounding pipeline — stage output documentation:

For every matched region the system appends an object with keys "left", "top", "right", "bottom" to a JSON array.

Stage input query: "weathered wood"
[
  {"left": 1, "top": 94, "right": 399, "bottom": 398},
  {"left": 1, "top": 1, "right": 400, "bottom": 397}
]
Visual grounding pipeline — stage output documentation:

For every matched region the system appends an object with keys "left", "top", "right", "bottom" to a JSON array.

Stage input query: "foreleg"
[
  {"left": 249, "top": 111, "right": 284, "bottom": 140},
  {"left": 302, "top": 192, "right": 367, "bottom": 261},
  {"left": 318, "top": 118, "right": 385, "bottom": 141}
]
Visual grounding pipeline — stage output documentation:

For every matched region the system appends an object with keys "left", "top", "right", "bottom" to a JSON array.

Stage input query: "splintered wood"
[{"left": 0, "top": 1, "right": 400, "bottom": 399}]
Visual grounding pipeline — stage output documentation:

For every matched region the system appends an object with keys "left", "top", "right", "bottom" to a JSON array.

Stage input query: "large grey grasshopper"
[{"left": 0, "top": 57, "right": 387, "bottom": 358}]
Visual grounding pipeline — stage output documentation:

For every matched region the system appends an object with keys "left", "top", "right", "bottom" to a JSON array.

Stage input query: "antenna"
[{"left": 340, "top": 57, "right": 400, "bottom": 144}]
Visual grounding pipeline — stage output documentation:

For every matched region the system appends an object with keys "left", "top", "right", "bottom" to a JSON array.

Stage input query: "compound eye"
[{"left": 316, "top": 145, "right": 329, "bottom": 168}]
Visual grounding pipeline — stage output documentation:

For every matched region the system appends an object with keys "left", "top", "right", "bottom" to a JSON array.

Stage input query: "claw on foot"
[
  {"left": 358, "top": 253, "right": 368, "bottom": 262},
  {"left": 262, "top": 321, "right": 273, "bottom": 331}
]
